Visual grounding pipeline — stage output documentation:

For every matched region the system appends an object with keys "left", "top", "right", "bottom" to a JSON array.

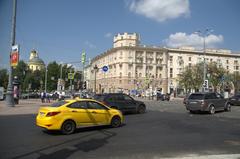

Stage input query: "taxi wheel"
[
  {"left": 111, "top": 116, "right": 121, "bottom": 128},
  {"left": 61, "top": 120, "right": 76, "bottom": 135}
]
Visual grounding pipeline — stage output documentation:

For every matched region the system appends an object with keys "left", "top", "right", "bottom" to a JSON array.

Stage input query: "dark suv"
[
  {"left": 93, "top": 93, "right": 146, "bottom": 114},
  {"left": 185, "top": 92, "right": 231, "bottom": 114}
]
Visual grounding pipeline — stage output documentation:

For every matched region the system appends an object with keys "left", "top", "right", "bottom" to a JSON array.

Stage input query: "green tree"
[
  {"left": 207, "top": 62, "right": 226, "bottom": 92},
  {"left": 192, "top": 63, "right": 204, "bottom": 91},
  {"left": 0, "top": 69, "right": 8, "bottom": 89},
  {"left": 23, "top": 70, "right": 34, "bottom": 91},
  {"left": 229, "top": 71, "right": 240, "bottom": 93},
  {"left": 47, "top": 61, "right": 60, "bottom": 91},
  {"left": 178, "top": 67, "right": 194, "bottom": 93},
  {"left": 12, "top": 60, "right": 28, "bottom": 90},
  {"left": 178, "top": 63, "right": 204, "bottom": 93}
]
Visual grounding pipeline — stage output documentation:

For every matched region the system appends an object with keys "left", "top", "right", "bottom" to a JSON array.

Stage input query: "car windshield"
[
  {"left": 188, "top": 94, "right": 204, "bottom": 100},
  {"left": 50, "top": 101, "right": 68, "bottom": 107}
]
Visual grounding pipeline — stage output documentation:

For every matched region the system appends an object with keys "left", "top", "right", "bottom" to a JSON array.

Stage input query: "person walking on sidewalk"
[{"left": 41, "top": 91, "right": 45, "bottom": 103}]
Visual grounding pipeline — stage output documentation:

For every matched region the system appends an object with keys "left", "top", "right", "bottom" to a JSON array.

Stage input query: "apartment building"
[{"left": 85, "top": 32, "right": 240, "bottom": 94}]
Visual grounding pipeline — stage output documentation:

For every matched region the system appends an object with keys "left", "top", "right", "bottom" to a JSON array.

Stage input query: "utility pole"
[
  {"left": 45, "top": 64, "right": 48, "bottom": 93},
  {"left": 6, "top": 0, "right": 17, "bottom": 107},
  {"left": 93, "top": 65, "right": 98, "bottom": 93},
  {"left": 194, "top": 29, "right": 213, "bottom": 92}
]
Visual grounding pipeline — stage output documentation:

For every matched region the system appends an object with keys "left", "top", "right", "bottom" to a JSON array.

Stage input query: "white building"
[{"left": 85, "top": 32, "right": 240, "bottom": 94}]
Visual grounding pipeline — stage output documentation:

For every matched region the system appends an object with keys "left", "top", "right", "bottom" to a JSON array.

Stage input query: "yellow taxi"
[{"left": 36, "top": 98, "right": 123, "bottom": 135}]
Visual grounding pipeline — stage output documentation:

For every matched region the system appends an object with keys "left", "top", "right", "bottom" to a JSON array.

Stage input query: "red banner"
[
  {"left": 11, "top": 45, "right": 19, "bottom": 67},
  {"left": 11, "top": 52, "right": 19, "bottom": 67}
]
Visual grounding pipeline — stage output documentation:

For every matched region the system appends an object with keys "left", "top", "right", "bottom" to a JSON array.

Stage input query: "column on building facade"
[
  {"left": 162, "top": 51, "right": 168, "bottom": 94},
  {"left": 143, "top": 51, "right": 147, "bottom": 89},
  {"left": 153, "top": 51, "right": 157, "bottom": 90}
]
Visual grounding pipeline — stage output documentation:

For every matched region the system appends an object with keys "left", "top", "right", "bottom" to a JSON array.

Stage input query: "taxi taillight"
[{"left": 46, "top": 111, "right": 61, "bottom": 117}]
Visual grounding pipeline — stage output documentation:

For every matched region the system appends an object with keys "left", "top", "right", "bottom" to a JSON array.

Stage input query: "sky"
[{"left": 0, "top": 0, "right": 240, "bottom": 69}]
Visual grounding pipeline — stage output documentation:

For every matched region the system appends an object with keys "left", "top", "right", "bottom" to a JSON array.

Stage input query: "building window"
[
  {"left": 169, "top": 56, "right": 173, "bottom": 65},
  {"left": 170, "top": 68, "right": 173, "bottom": 78},
  {"left": 128, "top": 72, "right": 131, "bottom": 78},
  {"left": 227, "top": 66, "right": 229, "bottom": 70},
  {"left": 226, "top": 60, "right": 229, "bottom": 64},
  {"left": 128, "top": 64, "right": 132, "bottom": 69},
  {"left": 120, "top": 72, "right": 122, "bottom": 78},
  {"left": 189, "top": 57, "right": 191, "bottom": 61},
  {"left": 119, "top": 64, "right": 122, "bottom": 69},
  {"left": 188, "top": 63, "right": 192, "bottom": 67},
  {"left": 139, "top": 73, "right": 142, "bottom": 78}
]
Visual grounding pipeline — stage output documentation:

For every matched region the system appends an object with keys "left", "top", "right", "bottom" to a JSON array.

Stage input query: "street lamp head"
[{"left": 94, "top": 64, "right": 98, "bottom": 70}]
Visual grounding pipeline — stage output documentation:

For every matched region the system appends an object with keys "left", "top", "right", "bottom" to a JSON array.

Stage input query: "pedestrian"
[
  {"left": 46, "top": 93, "right": 50, "bottom": 103},
  {"left": 41, "top": 91, "right": 45, "bottom": 103}
]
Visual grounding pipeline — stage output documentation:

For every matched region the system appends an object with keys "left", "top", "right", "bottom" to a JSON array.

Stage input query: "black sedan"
[
  {"left": 93, "top": 93, "right": 146, "bottom": 114},
  {"left": 229, "top": 94, "right": 240, "bottom": 106}
]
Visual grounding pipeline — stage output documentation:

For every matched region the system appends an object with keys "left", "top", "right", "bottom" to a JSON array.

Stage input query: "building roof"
[{"left": 28, "top": 57, "right": 45, "bottom": 65}]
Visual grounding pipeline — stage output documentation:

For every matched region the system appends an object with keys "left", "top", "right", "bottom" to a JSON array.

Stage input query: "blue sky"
[{"left": 1, "top": 0, "right": 240, "bottom": 69}]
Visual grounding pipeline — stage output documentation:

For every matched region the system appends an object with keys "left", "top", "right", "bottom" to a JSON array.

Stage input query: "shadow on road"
[
  {"left": 10, "top": 124, "right": 117, "bottom": 159},
  {"left": 37, "top": 130, "right": 116, "bottom": 159}
]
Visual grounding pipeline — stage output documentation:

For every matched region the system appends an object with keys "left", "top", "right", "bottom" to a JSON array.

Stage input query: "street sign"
[
  {"left": 68, "top": 73, "right": 75, "bottom": 80},
  {"left": 81, "top": 51, "right": 86, "bottom": 64},
  {"left": 102, "top": 65, "right": 108, "bottom": 72}
]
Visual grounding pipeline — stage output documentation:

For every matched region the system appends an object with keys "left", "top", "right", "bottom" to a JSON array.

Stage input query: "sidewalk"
[{"left": 0, "top": 99, "right": 53, "bottom": 115}]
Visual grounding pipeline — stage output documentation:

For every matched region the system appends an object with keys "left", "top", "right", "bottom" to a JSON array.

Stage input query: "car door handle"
[
  {"left": 91, "top": 111, "right": 97, "bottom": 114},
  {"left": 71, "top": 110, "right": 78, "bottom": 113}
]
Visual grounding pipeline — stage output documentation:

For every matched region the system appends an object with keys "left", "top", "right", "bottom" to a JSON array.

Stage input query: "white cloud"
[
  {"left": 84, "top": 41, "right": 96, "bottom": 49},
  {"left": 128, "top": 0, "right": 190, "bottom": 22},
  {"left": 104, "top": 32, "right": 112, "bottom": 38},
  {"left": 163, "top": 32, "right": 224, "bottom": 49}
]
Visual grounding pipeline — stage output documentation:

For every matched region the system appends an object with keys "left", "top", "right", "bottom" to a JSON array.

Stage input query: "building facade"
[{"left": 85, "top": 32, "right": 240, "bottom": 94}]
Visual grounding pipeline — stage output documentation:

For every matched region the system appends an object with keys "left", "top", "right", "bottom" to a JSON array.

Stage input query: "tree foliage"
[
  {"left": 178, "top": 62, "right": 228, "bottom": 93},
  {"left": 229, "top": 72, "right": 240, "bottom": 93},
  {"left": 207, "top": 62, "right": 226, "bottom": 92},
  {"left": 0, "top": 68, "right": 8, "bottom": 89}
]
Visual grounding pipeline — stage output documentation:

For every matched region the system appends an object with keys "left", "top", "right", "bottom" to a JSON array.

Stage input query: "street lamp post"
[
  {"left": 44, "top": 64, "right": 48, "bottom": 93},
  {"left": 6, "top": 0, "right": 17, "bottom": 107},
  {"left": 93, "top": 65, "right": 98, "bottom": 93},
  {"left": 195, "top": 29, "right": 213, "bottom": 92}
]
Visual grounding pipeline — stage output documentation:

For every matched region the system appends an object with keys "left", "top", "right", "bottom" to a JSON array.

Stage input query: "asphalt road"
[{"left": 1, "top": 99, "right": 240, "bottom": 159}]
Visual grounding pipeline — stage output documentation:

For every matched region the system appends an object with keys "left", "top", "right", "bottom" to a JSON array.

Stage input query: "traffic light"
[{"left": 83, "top": 81, "right": 87, "bottom": 89}]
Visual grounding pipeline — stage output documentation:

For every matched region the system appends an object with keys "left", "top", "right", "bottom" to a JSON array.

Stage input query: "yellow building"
[{"left": 28, "top": 49, "right": 45, "bottom": 71}]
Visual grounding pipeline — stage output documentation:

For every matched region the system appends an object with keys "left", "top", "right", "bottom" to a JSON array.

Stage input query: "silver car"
[{"left": 185, "top": 92, "right": 231, "bottom": 114}]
